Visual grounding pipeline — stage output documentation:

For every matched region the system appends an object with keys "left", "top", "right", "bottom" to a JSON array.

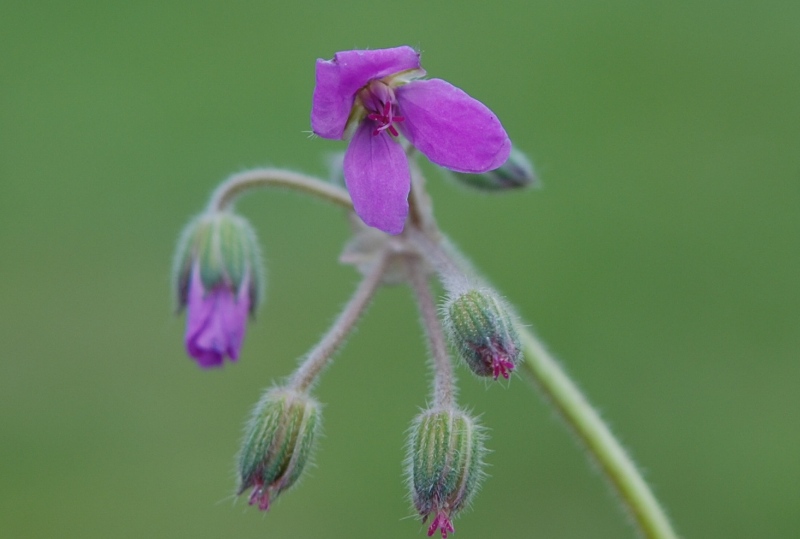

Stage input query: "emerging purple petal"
[
  {"left": 343, "top": 121, "right": 410, "bottom": 235},
  {"left": 311, "top": 46, "right": 422, "bottom": 139},
  {"left": 185, "top": 266, "right": 250, "bottom": 368},
  {"left": 396, "top": 78, "right": 511, "bottom": 173}
]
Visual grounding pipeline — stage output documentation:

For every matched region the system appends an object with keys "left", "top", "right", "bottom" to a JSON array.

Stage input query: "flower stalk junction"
[{"left": 171, "top": 46, "right": 679, "bottom": 539}]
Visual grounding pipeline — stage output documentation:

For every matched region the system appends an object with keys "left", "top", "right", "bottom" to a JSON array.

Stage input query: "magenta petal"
[
  {"left": 311, "top": 46, "right": 422, "bottom": 139},
  {"left": 396, "top": 79, "right": 511, "bottom": 173},
  {"left": 185, "top": 267, "right": 250, "bottom": 368},
  {"left": 343, "top": 122, "right": 410, "bottom": 235}
]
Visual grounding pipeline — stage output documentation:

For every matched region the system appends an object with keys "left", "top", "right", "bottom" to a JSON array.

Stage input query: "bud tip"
[
  {"left": 492, "top": 356, "right": 515, "bottom": 380},
  {"left": 247, "top": 477, "right": 271, "bottom": 511},
  {"left": 427, "top": 511, "right": 455, "bottom": 538}
]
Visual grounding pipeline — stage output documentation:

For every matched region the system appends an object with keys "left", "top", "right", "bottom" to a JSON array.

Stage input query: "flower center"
[
  {"left": 368, "top": 100, "right": 404, "bottom": 137},
  {"left": 360, "top": 81, "right": 405, "bottom": 138}
]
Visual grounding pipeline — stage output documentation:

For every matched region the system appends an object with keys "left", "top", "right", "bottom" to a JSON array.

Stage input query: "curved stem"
[
  {"left": 209, "top": 168, "right": 353, "bottom": 212},
  {"left": 288, "top": 251, "right": 389, "bottom": 392},
  {"left": 406, "top": 256, "right": 456, "bottom": 409},
  {"left": 517, "top": 327, "right": 679, "bottom": 539}
]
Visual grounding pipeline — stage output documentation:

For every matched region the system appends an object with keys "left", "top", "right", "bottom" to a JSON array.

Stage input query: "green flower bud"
[
  {"left": 173, "top": 211, "right": 264, "bottom": 314},
  {"left": 407, "top": 408, "right": 487, "bottom": 538},
  {"left": 450, "top": 146, "right": 538, "bottom": 192},
  {"left": 445, "top": 289, "right": 521, "bottom": 380},
  {"left": 237, "top": 387, "right": 320, "bottom": 511}
]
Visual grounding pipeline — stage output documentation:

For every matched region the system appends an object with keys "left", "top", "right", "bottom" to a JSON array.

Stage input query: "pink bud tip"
[
  {"left": 247, "top": 479, "right": 271, "bottom": 511},
  {"left": 492, "top": 356, "right": 516, "bottom": 380},
  {"left": 427, "top": 511, "right": 455, "bottom": 538}
]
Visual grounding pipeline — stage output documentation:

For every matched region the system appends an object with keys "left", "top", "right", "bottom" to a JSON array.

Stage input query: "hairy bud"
[
  {"left": 237, "top": 387, "right": 320, "bottom": 510},
  {"left": 444, "top": 289, "right": 521, "bottom": 380},
  {"left": 173, "top": 212, "right": 263, "bottom": 312},
  {"left": 450, "top": 146, "right": 538, "bottom": 192},
  {"left": 407, "top": 408, "right": 487, "bottom": 538},
  {"left": 172, "top": 212, "right": 264, "bottom": 367}
]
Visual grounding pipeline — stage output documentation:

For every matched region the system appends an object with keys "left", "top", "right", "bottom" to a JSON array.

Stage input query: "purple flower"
[
  {"left": 184, "top": 264, "right": 251, "bottom": 368},
  {"left": 311, "top": 46, "right": 511, "bottom": 234}
]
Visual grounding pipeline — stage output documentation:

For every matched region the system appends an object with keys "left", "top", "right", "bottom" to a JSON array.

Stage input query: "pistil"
[{"left": 359, "top": 80, "right": 405, "bottom": 137}]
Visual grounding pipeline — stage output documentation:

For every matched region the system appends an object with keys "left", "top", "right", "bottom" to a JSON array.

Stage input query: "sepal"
[{"left": 237, "top": 387, "right": 321, "bottom": 511}]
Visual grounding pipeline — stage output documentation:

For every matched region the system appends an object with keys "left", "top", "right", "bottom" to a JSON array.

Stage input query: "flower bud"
[
  {"left": 450, "top": 146, "right": 538, "bottom": 192},
  {"left": 237, "top": 387, "right": 320, "bottom": 511},
  {"left": 407, "top": 408, "right": 487, "bottom": 538},
  {"left": 444, "top": 289, "right": 521, "bottom": 380},
  {"left": 172, "top": 212, "right": 264, "bottom": 367}
]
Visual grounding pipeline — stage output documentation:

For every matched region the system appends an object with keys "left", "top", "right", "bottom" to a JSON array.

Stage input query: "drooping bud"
[
  {"left": 407, "top": 408, "right": 487, "bottom": 538},
  {"left": 444, "top": 289, "right": 521, "bottom": 380},
  {"left": 237, "top": 387, "right": 320, "bottom": 511},
  {"left": 172, "top": 211, "right": 264, "bottom": 367},
  {"left": 450, "top": 146, "right": 538, "bottom": 192}
]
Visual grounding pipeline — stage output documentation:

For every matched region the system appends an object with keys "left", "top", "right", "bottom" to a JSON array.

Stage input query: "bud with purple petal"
[
  {"left": 444, "top": 289, "right": 521, "bottom": 380},
  {"left": 407, "top": 407, "right": 486, "bottom": 538},
  {"left": 237, "top": 387, "right": 320, "bottom": 511},
  {"left": 450, "top": 146, "right": 539, "bottom": 192},
  {"left": 173, "top": 212, "right": 263, "bottom": 368}
]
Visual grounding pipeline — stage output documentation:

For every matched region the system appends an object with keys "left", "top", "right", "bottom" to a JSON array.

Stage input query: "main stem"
[{"left": 517, "top": 328, "right": 678, "bottom": 539}]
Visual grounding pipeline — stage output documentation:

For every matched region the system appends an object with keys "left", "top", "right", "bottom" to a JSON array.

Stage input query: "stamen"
[{"left": 366, "top": 100, "right": 404, "bottom": 137}]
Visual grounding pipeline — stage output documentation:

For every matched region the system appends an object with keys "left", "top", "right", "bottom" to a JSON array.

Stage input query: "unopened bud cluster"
[{"left": 170, "top": 45, "right": 534, "bottom": 538}]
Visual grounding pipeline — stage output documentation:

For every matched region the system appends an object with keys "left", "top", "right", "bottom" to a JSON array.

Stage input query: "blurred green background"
[{"left": 2, "top": 1, "right": 798, "bottom": 538}]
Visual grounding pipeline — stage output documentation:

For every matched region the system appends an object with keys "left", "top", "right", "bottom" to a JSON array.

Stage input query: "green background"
[{"left": 2, "top": 1, "right": 798, "bottom": 538}]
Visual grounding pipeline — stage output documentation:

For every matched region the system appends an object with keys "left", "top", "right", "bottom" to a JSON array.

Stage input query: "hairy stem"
[
  {"left": 414, "top": 229, "right": 678, "bottom": 539},
  {"left": 209, "top": 168, "right": 353, "bottom": 212},
  {"left": 407, "top": 256, "right": 456, "bottom": 409},
  {"left": 406, "top": 228, "right": 471, "bottom": 293},
  {"left": 517, "top": 327, "right": 679, "bottom": 539},
  {"left": 288, "top": 251, "right": 389, "bottom": 392}
]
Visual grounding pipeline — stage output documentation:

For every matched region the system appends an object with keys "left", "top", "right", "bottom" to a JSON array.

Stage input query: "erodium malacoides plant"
[{"left": 172, "top": 46, "right": 679, "bottom": 539}]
